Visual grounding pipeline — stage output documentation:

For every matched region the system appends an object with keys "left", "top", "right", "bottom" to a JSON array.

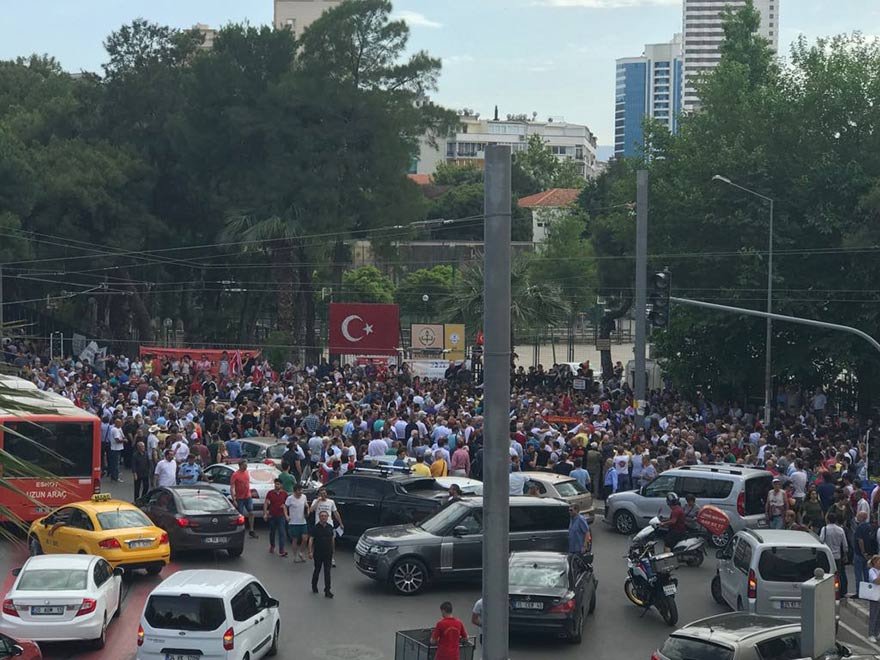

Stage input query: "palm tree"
[{"left": 441, "top": 255, "right": 571, "bottom": 359}]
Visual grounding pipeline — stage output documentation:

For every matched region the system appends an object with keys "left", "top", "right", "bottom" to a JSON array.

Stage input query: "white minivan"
[{"left": 137, "top": 570, "right": 280, "bottom": 660}]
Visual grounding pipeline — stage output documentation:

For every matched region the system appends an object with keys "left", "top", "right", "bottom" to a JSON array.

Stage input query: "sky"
[{"left": 1, "top": 0, "right": 878, "bottom": 151}]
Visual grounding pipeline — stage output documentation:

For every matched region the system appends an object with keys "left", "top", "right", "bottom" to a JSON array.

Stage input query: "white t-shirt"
[
  {"left": 172, "top": 439, "right": 190, "bottom": 462},
  {"left": 472, "top": 598, "right": 482, "bottom": 627},
  {"left": 311, "top": 498, "right": 338, "bottom": 521},
  {"left": 109, "top": 426, "right": 126, "bottom": 452},
  {"left": 368, "top": 438, "right": 389, "bottom": 458},
  {"left": 509, "top": 471, "right": 529, "bottom": 496},
  {"left": 154, "top": 459, "right": 178, "bottom": 487},
  {"left": 613, "top": 454, "right": 630, "bottom": 475},
  {"left": 285, "top": 494, "right": 308, "bottom": 525}
]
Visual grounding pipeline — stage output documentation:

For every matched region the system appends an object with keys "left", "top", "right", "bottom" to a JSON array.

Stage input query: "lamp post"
[{"left": 712, "top": 175, "right": 775, "bottom": 427}]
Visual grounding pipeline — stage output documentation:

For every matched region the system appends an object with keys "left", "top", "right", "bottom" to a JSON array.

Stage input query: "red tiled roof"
[
  {"left": 408, "top": 174, "right": 433, "bottom": 185},
  {"left": 517, "top": 188, "right": 581, "bottom": 208}
]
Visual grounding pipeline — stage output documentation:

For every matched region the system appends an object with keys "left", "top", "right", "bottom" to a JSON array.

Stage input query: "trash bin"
[{"left": 394, "top": 628, "right": 476, "bottom": 660}]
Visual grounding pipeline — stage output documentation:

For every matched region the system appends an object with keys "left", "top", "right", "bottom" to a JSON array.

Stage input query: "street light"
[{"left": 713, "top": 174, "right": 775, "bottom": 427}]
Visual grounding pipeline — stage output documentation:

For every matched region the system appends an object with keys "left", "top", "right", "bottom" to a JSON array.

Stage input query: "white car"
[
  {"left": 137, "top": 569, "right": 280, "bottom": 660},
  {"left": 0, "top": 554, "right": 123, "bottom": 649},
  {"left": 434, "top": 476, "right": 483, "bottom": 495},
  {"left": 199, "top": 463, "right": 281, "bottom": 508}
]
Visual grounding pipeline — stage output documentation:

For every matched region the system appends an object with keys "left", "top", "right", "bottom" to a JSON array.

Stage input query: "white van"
[{"left": 137, "top": 570, "right": 280, "bottom": 660}]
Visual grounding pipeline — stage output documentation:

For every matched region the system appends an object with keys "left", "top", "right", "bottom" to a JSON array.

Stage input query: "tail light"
[
  {"left": 235, "top": 515, "right": 245, "bottom": 526},
  {"left": 223, "top": 626, "right": 235, "bottom": 650},
  {"left": 159, "top": 533, "right": 169, "bottom": 545},
  {"left": 137, "top": 623, "right": 144, "bottom": 646},
  {"left": 176, "top": 517, "right": 190, "bottom": 527},
  {"left": 93, "top": 478, "right": 101, "bottom": 494},
  {"left": 651, "top": 653, "right": 662, "bottom": 660},
  {"left": 98, "top": 538, "right": 121, "bottom": 549},
  {"left": 834, "top": 573, "right": 841, "bottom": 599},
  {"left": 547, "top": 596, "right": 576, "bottom": 614},
  {"left": 2, "top": 599, "right": 19, "bottom": 617},
  {"left": 75, "top": 598, "right": 97, "bottom": 617},
  {"left": 250, "top": 489, "right": 258, "bottom": 499},
  {"left": 736, "top": 491, "right": 745, "bottom": 517},
  {"left": 747, "top": 569, "right": 757, "bottom": 599}
]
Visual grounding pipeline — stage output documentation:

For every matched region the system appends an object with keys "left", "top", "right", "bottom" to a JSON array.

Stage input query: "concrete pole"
[
  {"left": 633, "top": 170, "right": 649, "bottom": 427},
  {"left": 763, "top": 198, "right": 774, "bottom": 427},
  {"left": 482, "top": 145, "right": 511, "bottom": 660},
  {"left": 0, "top": 265, "right": 4, "bottom": 350}
]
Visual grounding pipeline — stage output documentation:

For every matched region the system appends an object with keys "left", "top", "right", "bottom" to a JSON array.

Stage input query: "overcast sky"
[{"left": 2, "top": 0, "right": 878, "bottom": 150}]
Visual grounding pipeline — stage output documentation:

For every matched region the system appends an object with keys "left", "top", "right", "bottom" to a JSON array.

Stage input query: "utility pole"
[
  {"left": 633, "top": 170, "right": 649, "bottom": 427},
  {"left": 482, "top": 144, "right": 511, "bottom": 660},
  {"left": 0, "top": 264, "right": 4, "bottom": 351}
]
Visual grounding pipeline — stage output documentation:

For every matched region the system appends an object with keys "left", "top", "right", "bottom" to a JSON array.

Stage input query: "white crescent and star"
[{"left": 341, "top": 314, "right": 374, "bottom": 342}]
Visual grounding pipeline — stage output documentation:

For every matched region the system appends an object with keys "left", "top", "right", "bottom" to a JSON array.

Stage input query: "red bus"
[{"left": 0, "top": 375, "right": 101, "bottom": 522}]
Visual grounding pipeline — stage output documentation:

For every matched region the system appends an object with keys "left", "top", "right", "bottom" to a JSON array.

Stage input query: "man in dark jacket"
[
  {"left": 132, "top": 441, "right": 151, "bottom": 500},
  {"left": 309, "top": 510, "right": 335, "bottom": 598}
]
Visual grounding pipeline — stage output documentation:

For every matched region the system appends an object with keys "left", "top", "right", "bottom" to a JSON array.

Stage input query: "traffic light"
[{"left": 647, "top": 268, "right": 671, "bottom": 328}]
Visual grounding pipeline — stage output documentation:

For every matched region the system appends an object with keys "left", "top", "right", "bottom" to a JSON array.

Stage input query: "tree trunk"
[{"left": 600, "top": 293, "right": 633, "bottom": 380}]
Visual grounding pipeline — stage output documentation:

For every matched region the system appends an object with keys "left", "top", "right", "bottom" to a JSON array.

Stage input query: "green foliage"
[
  {"left": 432, "top": 162, "right": 482, "bottom": 186},
  {"left": 341, "top": 266, "right": 395, "bottom": 303},
  {"left": 262, "top": 330, "right": 297, "bottom": 369},
  {"left": 531, "top": 212, "right": 596, "bottom": 314},
  {"left": 512, "top": 133, "right": 586, "bottom": 196},
  {"left": 396, "top": 266, "right": 453, "bottom": 317}
]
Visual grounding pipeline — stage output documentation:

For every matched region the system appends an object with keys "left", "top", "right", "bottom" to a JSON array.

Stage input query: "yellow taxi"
[{"left": 27, "top": 494, "right": 170, "bottom": 575}]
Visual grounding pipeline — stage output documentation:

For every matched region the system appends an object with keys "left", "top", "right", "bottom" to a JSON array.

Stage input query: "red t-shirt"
[
  {"left": 668, "top": 506, "right": 687, "bottom": 533},
  {"left": 432, "top": 617, "right": 467, "bottom": 660},
  {"left": 230, "top": 470, "right": 251, "bottom": 500},
  {"left": 265, "top": 489, "right": 288, "bottom": 517}
]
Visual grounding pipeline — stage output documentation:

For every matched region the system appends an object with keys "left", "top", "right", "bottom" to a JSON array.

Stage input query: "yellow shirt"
[
  {"left": 411, "top": 462, "right": 431, "bottom": 477},
  {"left": 430, "top": 458, "right": 448, "bottom": 477}
]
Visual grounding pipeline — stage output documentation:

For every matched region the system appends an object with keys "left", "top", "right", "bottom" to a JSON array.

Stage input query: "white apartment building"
[
  {"left": 682, "top": 0, "right": 779, "bottom": 110},
  {"left": 415, "top": 111, "right": 599, "bottom": 179},
  {"left": 274, "top": 0, "right": 342, "bottom": 38}
]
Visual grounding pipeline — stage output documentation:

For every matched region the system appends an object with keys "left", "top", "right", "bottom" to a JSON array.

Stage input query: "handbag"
[{"left": 859, "top": 581, "right": 880, "bottom": 602}]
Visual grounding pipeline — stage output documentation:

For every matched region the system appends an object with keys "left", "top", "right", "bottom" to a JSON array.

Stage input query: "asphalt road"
[{"left": 0, "top": 480, "right": 875, "bottom": 659}]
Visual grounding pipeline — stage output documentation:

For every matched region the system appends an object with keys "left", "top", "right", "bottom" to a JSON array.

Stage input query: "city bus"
[{"left": 0, "top": 374, "right": 101, "bottom": 522}]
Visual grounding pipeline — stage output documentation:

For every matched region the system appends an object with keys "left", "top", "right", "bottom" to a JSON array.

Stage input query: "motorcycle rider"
[
  {"left": 682, "top": 493, "right": 701, "bottom": 531},
  {"left": 658, "top": 492, "right": 688, "bottom": 551}
]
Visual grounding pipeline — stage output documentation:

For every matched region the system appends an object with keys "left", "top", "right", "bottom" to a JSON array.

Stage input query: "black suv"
[{"left": 355, "top": 497, "right": 571, "bottom": 595}]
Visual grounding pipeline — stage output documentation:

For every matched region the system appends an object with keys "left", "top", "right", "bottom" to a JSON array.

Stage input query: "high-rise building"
[
  {"left": 273, "top": 0, "right": 342, "bottom": 38},
  {"left": 682, "top": 0, "right": 779, "bottom": 110},
  {"left": 614, "top": 35, "right": 683, "bottom": 159}
]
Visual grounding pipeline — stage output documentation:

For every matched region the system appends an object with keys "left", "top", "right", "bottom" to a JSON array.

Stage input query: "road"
[{"left": 0, "top": 480, "right": 874, "bottom": 659}]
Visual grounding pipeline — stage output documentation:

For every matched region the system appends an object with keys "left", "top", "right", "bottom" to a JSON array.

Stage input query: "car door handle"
[{"left": 363, "top": 503, "right": 376, "bottom": 508}]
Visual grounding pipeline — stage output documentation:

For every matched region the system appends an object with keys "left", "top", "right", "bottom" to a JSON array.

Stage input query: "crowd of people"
[{"left": 4, "top": 336, "right": 880, "bottom": 635}]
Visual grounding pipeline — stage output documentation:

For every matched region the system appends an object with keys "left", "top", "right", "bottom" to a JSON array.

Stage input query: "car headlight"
[{"left": 369, "top": 545, "right": 397, "bottom": 555}]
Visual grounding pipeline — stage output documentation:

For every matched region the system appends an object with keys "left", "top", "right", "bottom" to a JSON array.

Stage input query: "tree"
[
  {"left": 531, "top": 212, "right": 596, "bottom": 315},
  {"left": 396, "top": 266, "right": 453, "bottom": 318},
  {"left": 340, "top": 266, "right": 395, "bottom": 303}
]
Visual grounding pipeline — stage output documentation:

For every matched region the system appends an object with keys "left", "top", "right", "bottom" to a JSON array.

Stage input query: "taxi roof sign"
[{"left": 91, "top": 493, "right": 112, "bottom": 502}]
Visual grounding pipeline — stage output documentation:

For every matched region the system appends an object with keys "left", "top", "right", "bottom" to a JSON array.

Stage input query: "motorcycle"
[
  {"left": 632, "top": 516, "right": 708, "bottom": 568},
  {"left": 623, "top": 539, "right": 679, "bottom": 626}
]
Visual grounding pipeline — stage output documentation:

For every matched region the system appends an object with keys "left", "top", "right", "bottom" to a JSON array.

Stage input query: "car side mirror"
[
  {"left": 453, "top": 525, "right": 468, "bottom": 537},
  {"left": 113, "top": 567, "right": 125, "bottom": 577},
  {"left": 10, "top": 568, "right": 20, "bottom": 577},
  {"left": 266, "top": 597, "right": 279, "bottom": 608}
]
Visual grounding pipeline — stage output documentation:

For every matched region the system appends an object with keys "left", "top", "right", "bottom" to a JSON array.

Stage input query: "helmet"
[{"left": 666, "top": 492, "right": 680, "bottom": 506}]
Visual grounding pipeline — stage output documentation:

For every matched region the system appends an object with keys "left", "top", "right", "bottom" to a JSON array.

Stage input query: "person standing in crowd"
[
  {"left": 853, "top": 510, "right": 876, "bottom": 587},
  {"left": 568, "top": 503, "right": 591, "bottom": 556},
  {"left": 230, "top": 459, "right": 258, "bottom": 539},
  {"left": 821, "top": 512, "right": 849, "bottom": 598},
  {"left": 430, "top": 602, "right": 468, "bottom": 660},
  {"left": 132, "top": 440, "right": 150, "bottom": 500},
  {"left": 177, "top": 453, "right": 202, "bottom": 486},
  {"left": 570, "top": 458, "right": 590, "bottom": 490},
  {"left": 285, "top": 483, "right": 310, "bottom": 562},
  {"left": 867, "top": 555, "right": 880, "bottom": 643},
  {"left": 766, "top": 478, "right": 787, "bottom": 529},
  {"left": 263, "top": 478, "right": 289, "bottom": 557},
  {"left": 309, "top": 510, "right": 334, "bottom": 598},
  {"left": 108, "top": 417, "right": 126, "bottom": 482},
  {"left": 602, "top": 458, "right": 618, "bottom": 499},
  {"left": 154, "top": 449, "right": 177, "bottom": 488}
]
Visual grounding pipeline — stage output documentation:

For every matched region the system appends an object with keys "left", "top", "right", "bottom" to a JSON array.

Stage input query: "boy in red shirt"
[
  {"left": 431, "top": 601, "right": 468, "bottom": 660},
  {"left": 263, "top": 478, "right": 289, "bottom": 557},
  {"left": 230, "top": 459, "right": 258, "bottom": 538}
]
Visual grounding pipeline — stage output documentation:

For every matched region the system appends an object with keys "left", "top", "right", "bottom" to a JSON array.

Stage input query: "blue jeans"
[
  {"left": 769, "top": 515, "right": 783, "bottom": 530},
  {"left": 618, "top": 474, "right": 631, "bottom": 492},
  {"left": 268, "top": 516, "right": 286, "bottom": 553},
  {"left": 854, "top": 554, "right": 869, "bottom": 585}
]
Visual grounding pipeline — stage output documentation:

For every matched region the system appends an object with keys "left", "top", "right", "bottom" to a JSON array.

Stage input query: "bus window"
[{"left": 3, "top": 422, "right": 93, "bottom": 477}]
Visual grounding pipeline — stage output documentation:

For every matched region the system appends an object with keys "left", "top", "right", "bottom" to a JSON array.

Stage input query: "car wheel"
[
  {"left": 568, "top": 606, "right": 584, "bottom": 644},
  {"left": 711, "top": 575, "right": 725, "bottom": 606},
  {"left": 28, "top": 536, "right": 43, "bottom": 556},
  {"left": 588, "top": 588, "right": 597, "bottom": 615},
  {"left": 227, "top": 545, "right": 244, "bottom": 558},
  {"left": 614, "top": 510, "right": 637, "bottom": 535},
  {"left": 92, "top": 614, "right": 107, "bottom": 649},
  {"left": 710, "top": 527, "right": 731, "bottom": 548},
  {"left": 391, "top": 558, "right": 428, "bottom": 596},
  {"left": 267, "top": 621, "right": 280, "bottom": 656},
  {"left": 145, "top": 564, "right": 163, "bottom": 576}
]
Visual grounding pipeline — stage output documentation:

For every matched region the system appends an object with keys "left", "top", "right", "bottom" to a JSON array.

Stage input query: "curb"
[{"left": 840, "top": 596, "right": 870, "bottom": 624}]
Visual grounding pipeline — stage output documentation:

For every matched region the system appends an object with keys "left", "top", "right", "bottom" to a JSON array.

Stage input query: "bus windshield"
[{"left": 2, "top": 421, "right": 94, "bottom": 477}]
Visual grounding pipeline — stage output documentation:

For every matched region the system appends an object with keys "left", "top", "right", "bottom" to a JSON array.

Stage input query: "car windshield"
[
  {"left": 555, "top": 480, "right": 587, "bottom": 496},
  {"left": 418, "top": 502, "right": 470, "bottom": 535},
  {"left": 18, "top": 569, "right": 87, "bottom": 591},
  {"left": 509, "top": 563, "right": 567, "bottom": 589},
  {"left": 660, "top": 636, "right": 734, "bottom": 660},
  {"left": 267, "top": 444, "right": 287, "bottom": 459},
  {"left": 96, "top": 509, "right": 153, "bottom": 530},
  {"left": 248, "top": 468, "right": 279, "bottom": 483},
  {"left": 758, "top": 547, "right": 831, "bottom": 582},
  {"left": 178, "top": 492, "right": 232, "bottom": 514},
  {"left": 145, "top": 595, "right": 226, "bottom": 631}
]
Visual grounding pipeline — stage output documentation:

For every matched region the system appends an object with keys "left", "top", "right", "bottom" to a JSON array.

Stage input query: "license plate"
[
  {"left": 165, "top": 655, "right": 200, "bottom": 660},
  {"left": 204, "top": 537, "right": 228, "bottom": 544},
  {"left": 128, "top": 539, "right": 152, "bottom": 548},
  {"left": 663, "top": 584, "right": 677, "bottom": 596},
  {"left": 780, "top": 600, "right": 801, "bottom": 609},
  {"left": 31, "top": 606, "right": 63, "bottom": 615},
  {"left": 513, "top": 601, "right": 544, "bottom": 610}
]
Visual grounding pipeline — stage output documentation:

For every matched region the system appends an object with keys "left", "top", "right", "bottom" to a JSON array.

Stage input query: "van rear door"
[
  {"left": 743, "top": 474, "right": 773, "bottom": 528},
  {"left": 755, "top": 546, "right": 833, "bottom": 616},
  {"left": 141, "top": 594, "right": 228, "bottom": 659}
]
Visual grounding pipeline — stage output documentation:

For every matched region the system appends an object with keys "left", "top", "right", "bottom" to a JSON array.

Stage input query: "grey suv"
[{"left": 355, "top": 497, "right": 571, "bottom": 595}]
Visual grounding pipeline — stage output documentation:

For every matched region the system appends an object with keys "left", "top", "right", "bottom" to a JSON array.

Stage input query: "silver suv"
[
  {"left": 711, "top": 529, "right": 838, "bottom": 617},
  {"left": 605, "top": 465, "right": 772, "bottom": 547},
  {"left": 354, "top": 497, "right": 571, "bottom": 595}
]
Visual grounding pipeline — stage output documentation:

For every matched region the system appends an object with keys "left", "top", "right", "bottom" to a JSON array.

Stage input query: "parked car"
[
  {"left": 508, "top": 551, "right": 597, "bottom": 644},
  {"left": 0, "top": 632, "right": 41, "bottom": 660},
  {"left": 434, "top": 476, "right": 483, "bottom": 496},
  {"left": 0, "top": 554, "right": 123, "bottom": 650},
  {"left": 653, "top": 613, "right": 869, "bottom": 660},
  {"left": 711, "top": 529, "right": 838, "bottom": 617},
  {"left": 137, "top": 486, "right": 246, "bottom": 558},
  {"left": 137, "top": 570, "right": 280, "bottom": 660},
  {"left": 228, "top": 438, "right": 288, "bottom": 467},
  {"left": 355, "top": 496, "right": 571, "bottom": 595},
  {"left": 523, "top": 472, "right": 594, "bottom": 522},
  {"left": 605, "top": 465, "right": 772, "bottom": 547},
  {"left": 198, "top": 463, "right": 281, "bottom": 510}
]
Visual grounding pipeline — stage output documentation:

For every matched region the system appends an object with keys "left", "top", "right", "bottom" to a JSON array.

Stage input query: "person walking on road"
[
  {"left": 430, "top": 601, "right": 468, "bottom": 660},
  {"left": 568, "top": 503, "right": 592, "bottom": 556},
  {"left": 285, "top": 483, "right": 310, "bottom": 562},
  {"left": 309, "top": 510, "right": 334, "bottom": 598},
  {"left": 154, "top": 449, "right": 177, "bottom": 488},
  {"left": 309, "top": 487, "right": 343, "bottom": 566},
  {"left": 264, "top": 478, "right": 289, "bottom": 557},
  {"left": 231, "top": 459, "right": 258, "bottom": 538},
  {"left": 854, "top": 510, "right": 876, "bottom": 587},
  {"left": 132, "top": 441, "right": 150, "bottom": 500},
  {"left": 866, "top": 555, "right": 880, "bottom": 642},
  {"left": 821, "top": 512, "right": 849, "bottom": 598}
]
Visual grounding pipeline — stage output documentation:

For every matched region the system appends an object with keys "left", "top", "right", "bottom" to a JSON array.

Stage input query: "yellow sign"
[
  {"left": 411, "top": 324, "right": 444, "bottom": 351},
  {"left": 444, "top": 324, "right": 466, "bottom": 360}
]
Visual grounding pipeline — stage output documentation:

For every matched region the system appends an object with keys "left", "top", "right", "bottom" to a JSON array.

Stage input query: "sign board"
[
  {"left": 695, "top": 506, "right": 731, "bottom": 537},
  {"left": 406, "top": 360, "right": 451, "bottom": 380},
  {"left": 595, "top": 338, "right": 611, "bottom": 351},
  {"left": 444, "top": 324, "right": 466, "bottom": 361},
  {"left": 573, "top": 378, "right": 586, "bottom": 391},
  {"left": 411, "top": 324, "right": 444, "bottom": 351}
]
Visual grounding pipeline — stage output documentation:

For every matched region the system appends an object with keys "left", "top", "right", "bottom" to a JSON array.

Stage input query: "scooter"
[
  {"left": 623, "top": 539, "right": 679, "bottom": 626},
  {"left": 630, "top": 516, "right": 708, "bottom": 567}
]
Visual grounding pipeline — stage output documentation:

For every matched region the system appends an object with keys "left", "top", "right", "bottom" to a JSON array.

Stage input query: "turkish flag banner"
[{"left": 328, "top": 303, "right": 400, "bottom": 356}]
